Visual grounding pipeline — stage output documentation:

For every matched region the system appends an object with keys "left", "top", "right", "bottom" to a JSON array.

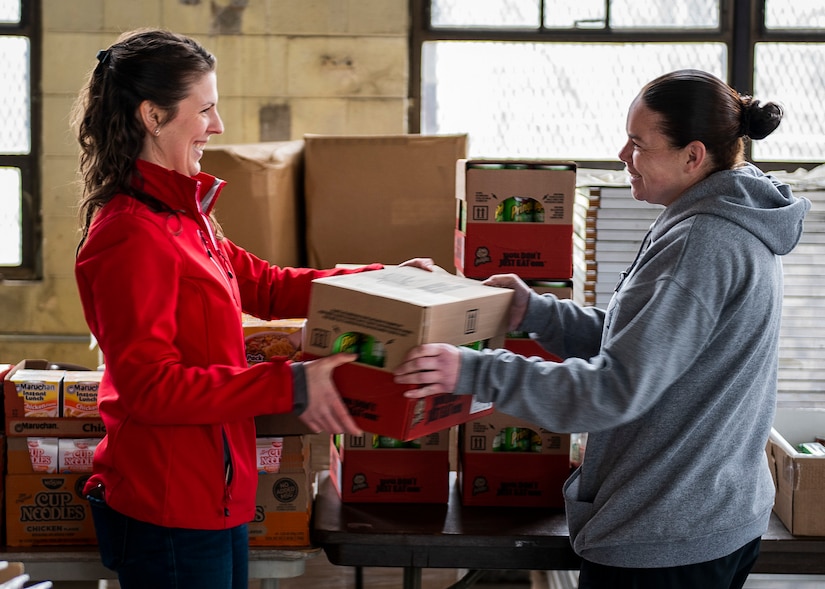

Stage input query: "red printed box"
[{"left": 330, "top": 430, "right": 450, "bottom": 503}]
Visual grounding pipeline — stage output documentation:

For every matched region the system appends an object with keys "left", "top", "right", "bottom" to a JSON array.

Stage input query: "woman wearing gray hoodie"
[{"left": 393, "top": 70, "right": 811, "bottom": 589}]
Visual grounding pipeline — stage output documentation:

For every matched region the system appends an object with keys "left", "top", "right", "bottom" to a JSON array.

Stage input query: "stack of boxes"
[
  {"left": 3, "top": 360, "right": 104, "bottom": 546},
  {"left": 453, "top": 159, "right": 578, "bottom": 508}
]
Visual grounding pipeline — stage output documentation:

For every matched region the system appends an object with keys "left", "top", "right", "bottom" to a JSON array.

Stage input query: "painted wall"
[{"left": 0, "top": 0, "right": 409, "bottom": 368}]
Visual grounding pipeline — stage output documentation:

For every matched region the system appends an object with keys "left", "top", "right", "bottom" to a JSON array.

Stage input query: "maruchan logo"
[{"left": 14, "top": 422, "right": 58, "bottom": 433}]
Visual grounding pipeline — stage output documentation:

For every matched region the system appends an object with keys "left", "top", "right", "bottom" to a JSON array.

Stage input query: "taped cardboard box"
[
  {"left": 202, "top": 141, "right": 305, "bottom": 267},
  {"left": 458, "top": 411, "right": 570, "bottom": 508},
  {"left": 329, "top": 431, "right": 450, "bottom": 503},
  {"left": 455, "top": 160, "right": 577, "bottom": 280},
  {"left": 767, "top": 408, "right": 825, "bottom": 536},
  {"left": 303, "top": 266, "right": 510, "bottom": 439},
  {"left": 304, "top": 134, "right": 467, "bottom": 270}
]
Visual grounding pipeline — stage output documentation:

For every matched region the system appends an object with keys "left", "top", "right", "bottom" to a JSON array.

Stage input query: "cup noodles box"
[
  {"left": 4, "top": 360, "right": 106, "bottom": 438},
  {"left": 5, "top": 473, "right": 97, "bottom": 546},
  {"left": 458, "top": 411, "right": 571, "bottom": 508},
  {"left": 330, "top": 431, "right": 451, "bottom": 503},
  {"left": 249, "top": 469, "right": 314, "bottom": 547},
  {"left": 766, "top": 408, "right": 825, "bottom": 536},
  {"left": 255, "top": 435, "right": 310, "bottom": 474},
  {"left": 455, "top": 160, "right": 577, "bottom": 281},
  {"left": 6, "top": 437, "right": 100, "bottom": 474}
]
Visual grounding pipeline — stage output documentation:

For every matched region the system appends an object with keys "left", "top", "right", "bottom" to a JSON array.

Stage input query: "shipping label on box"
[
  {"left": 767, "top": 408, "right": 825, "bottom": 536},
  {"left": 329, "top": 431, "right": 450, "bottom": 503},
  {"left": 459, "top": 411, "right": 570, "bottom": 508},
  {"left": 305, "top": 266, "right": 512, "bottom": 372},
  {"left": 5, "top": 473, "right": 97, "bottom": 546},
  {"left": 249, "top": 471, "right": 313, "bottom": 547}
]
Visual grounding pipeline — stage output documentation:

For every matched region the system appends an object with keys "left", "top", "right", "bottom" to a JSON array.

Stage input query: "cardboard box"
[
  {"left": 5, "top": 473, "right": 97, "bottom": 546},
  {"left": 249, "top": 472, "right": 313, "bottom": 547},
  {"left": 304, "top": 134, "right": 467, "bottom": 270},
  {"left": 303, "top": 266, "right": 509, "bottom": 439},
  {"left": 458, "top": 411, "right": 571, "bottom": 508},
  {"left": 329, "top": 431, "right": 450, "bottom": 503},
  {"left": 4, "top": 360, "right": 106, "bottom": 438},
  {"left": 202, "top": 141, "right": 305, "bottom": 267},
  {"left": 767, "top": 408, "right": 825, "bottom": 536},
  {"left": 304, "top": 266, "right": 512, "bottom": 371},
  {"left": 455, "top": 160, "right": 577, "bottom": 280}
]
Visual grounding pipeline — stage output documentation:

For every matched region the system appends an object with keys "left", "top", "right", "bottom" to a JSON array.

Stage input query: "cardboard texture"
[
  {"left": 304, "top": 134, "right": 468, "bottom": 270},
  {"left": 303, "top": 266, "right": 509, "bottom": 439},
  {"left": 767, "top": 408, "right": 825, "bottom": 536},
  {"left": 455, "top": 160, "right": 577, "bottom": 280},
  {"left": 5, "top": 473, "right": 97, "bottom": 546},
  {"left": 4, "top": 360, "right": 105, "bottom": 438},
  {"left": 304, "top": 266, "right": 512, "bottom": 371},
  {"left": 458, "top": 411, "right": 571, "bottom": 508},
  {"left": 329, "top": 431, "right": 450, "bottom": 503},
  {"left": 202, "top": 141, "right": 305, "bottom": 267},
  {"left": 249, "top": 438, "right": 313, "bottom": 548}
]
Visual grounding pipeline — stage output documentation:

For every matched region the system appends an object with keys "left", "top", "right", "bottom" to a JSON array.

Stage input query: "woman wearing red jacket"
[{"left": 72, "top": 28, "right": 431, "bottom": 589}]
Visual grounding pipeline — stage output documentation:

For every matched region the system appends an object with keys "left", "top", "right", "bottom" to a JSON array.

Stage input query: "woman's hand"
[
  {"left": 299, "top": 353, "right": 362, "bottom": 434},
  {"left": 482, "top": 273, "right": 531, "bottom": 331},
  {"left": 393, "top": 343, "right": 461, "bottom": 399},
  {"left": 397, "top": 257, "right": 436, "bottom": 271}
]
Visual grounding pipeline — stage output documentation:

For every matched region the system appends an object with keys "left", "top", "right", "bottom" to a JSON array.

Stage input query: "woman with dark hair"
[
  {"left": 393, "top": 69, "right": 811, "bottom": 588},
  {"left": 72, "top": 28, "right": 430, "bottom": 589}
]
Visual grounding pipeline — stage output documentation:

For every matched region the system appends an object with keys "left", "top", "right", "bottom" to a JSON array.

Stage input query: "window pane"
[
  {"left": 0, "top": 167, "right": 22, "bottom": 266},
  {"left": 431, "top": 0, "right": 540, "bottom": 28},
  {"left": 766, "top": 0, "right": 825, "bottom": 29},
  {"left": 0, "top": 0, "right": 20, "bottom": 23},
  {"left": 0, "top": 36, "right": 30, "bottom": 154},
  {"left": 610, "top": 0, "right": 719, "bottom": 29},
  {"left": 544, "top": 0, "right": 606, "bottom": 29},
  {"left": 421, "top": 41, "right": 726, "bottom": 159},
  {"left": 753, "top": 43, "right": 825, "bottom": 162}
]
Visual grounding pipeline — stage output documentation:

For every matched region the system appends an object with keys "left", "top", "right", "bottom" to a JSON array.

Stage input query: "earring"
[{"left": 153, "top": 127, "right": 161, "bottom": 136}]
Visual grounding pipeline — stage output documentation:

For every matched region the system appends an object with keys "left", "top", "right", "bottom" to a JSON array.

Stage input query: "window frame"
[
  {"left": 408, "top": 0, "right": 824, "bottom": 172},
  {"left": 1, "top": 0, "right": 41, "bottom": 281}
]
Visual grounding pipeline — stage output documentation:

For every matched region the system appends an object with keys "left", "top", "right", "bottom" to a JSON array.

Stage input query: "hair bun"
[{"left": 741, "top": 98, "right": 783, "bottom": 140}]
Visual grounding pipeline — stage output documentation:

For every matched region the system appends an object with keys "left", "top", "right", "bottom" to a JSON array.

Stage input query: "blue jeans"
[{"left": 88, "top": 494, "right": 249, "bottom": 589}]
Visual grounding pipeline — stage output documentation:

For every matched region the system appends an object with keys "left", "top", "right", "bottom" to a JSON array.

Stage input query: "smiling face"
[
  {"left": 139, "top": 71, "right": 223, "bottom": 177},
  {"left": 617, "top": 96, "right": 706, "bottom": 207}
]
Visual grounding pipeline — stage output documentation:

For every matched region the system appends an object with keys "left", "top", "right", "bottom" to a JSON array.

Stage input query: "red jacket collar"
[{"left": 134, "top": 159, "right": 226, "bottom": 217}]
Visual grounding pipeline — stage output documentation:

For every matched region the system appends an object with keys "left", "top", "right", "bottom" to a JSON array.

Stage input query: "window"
[
  {"left": 0, "top": 0, "right": 39, "bottom": 280},
  {"left": 411, "top": 0, "right": 825, "bottom": 167},
  {"left": 411, "top": 0, "right": 825, "bottom": 405}
]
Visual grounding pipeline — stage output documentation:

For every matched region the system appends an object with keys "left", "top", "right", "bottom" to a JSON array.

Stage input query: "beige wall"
[{"left": 0, "top": 0, "right": 410, "bottom": 368}]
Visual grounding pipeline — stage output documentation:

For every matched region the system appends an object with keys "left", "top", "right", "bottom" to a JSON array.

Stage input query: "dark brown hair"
[
  {"left": 72, "top": 28, "right": 217, "bottom": 249},
  {"left": 640, "top": 69, "right": 783, "bottom": 173}
]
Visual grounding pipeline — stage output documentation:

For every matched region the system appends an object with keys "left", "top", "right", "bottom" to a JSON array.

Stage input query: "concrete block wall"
[{"left": 0, "top": 0, "right": 410, "bottom": 367}]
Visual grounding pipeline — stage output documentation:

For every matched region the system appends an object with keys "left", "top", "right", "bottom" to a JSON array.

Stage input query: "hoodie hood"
[{"left": 652, "top": 163, "right": 810, "bottom": 256}]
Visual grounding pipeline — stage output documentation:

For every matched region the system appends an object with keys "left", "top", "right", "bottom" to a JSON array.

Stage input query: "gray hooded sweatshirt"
[{"left": 455, "top": 163, "right": 810, "bottom": 568}]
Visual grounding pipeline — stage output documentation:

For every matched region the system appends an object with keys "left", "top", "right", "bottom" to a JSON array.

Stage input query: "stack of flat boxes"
[
  {"left": 2, "top": 360, "right": 104, "bottom": 546},
  {"left": 453, "top": 159, "right": 578, "bottom": 508}
]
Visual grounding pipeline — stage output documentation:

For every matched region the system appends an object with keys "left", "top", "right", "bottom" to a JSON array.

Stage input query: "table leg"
[
  {"left": 403, "top": 566, "right": 422, "bottom": 589},
  {"left": 355, "top": 566, "right": 363, "bottom": 589}
]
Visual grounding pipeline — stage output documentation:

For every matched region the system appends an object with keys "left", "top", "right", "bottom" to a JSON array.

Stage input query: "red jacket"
[{"left": 76, "top": 159, "right": 379, "bottom": 529}]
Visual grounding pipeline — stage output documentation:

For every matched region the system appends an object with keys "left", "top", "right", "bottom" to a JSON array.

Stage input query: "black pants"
[{"left": 578, "top": 537, "right": 761, "bottom": 589}]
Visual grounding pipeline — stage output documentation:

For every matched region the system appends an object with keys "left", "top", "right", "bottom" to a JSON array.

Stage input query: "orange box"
[
  {"left": 5, "top": 473, "right": 97, "bottom": 546},
  {"left": 249, "top": 471, "right": 313, "bottom": 547},
  {"left": 306, "top": 358, "right": 494, "bottom": 440},
  {"left": 4, "top": 360, "right": 105, "bottom": 438},
  {"left": 458, "top": 411, "right": 571, "bottom": 508},
  {"left": 455, "top": 160, "right": 577, "bottom": 281},
  {"left": 329, "top": 430, "right": 450, "bottom": 503}
]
